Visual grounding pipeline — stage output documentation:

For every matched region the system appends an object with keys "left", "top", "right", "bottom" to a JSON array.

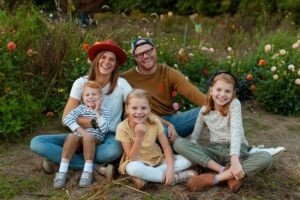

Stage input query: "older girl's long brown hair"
[
  {"left": 88, "top": 51, "right": 119, "bottom": 94},
  {"left": 202, "top": 73, "right": 237, "bottom": 116}
]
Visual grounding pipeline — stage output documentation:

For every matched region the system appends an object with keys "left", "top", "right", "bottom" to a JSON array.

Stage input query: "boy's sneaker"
[
  {"left": 95, "top": 164, "right": 115, "bottom": 179},
  {"left": 42, "top": 159, "right": 55, "bottom": 174},
  {"left": 79, "top": 171, "right": 93, "bottom": 187},
  {"left": 53, "top": 172, "right": 67, "bottom": 189},
  {"left": 249, "top": 145, "right": 286, "bottom": 157}
]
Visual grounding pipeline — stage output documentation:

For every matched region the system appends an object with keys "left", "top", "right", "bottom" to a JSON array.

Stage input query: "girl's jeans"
[
  {"left": 30, "top": 131, "right": 122, "bottom": 169},
  {"left": 125, "top": 155, "right": 192, "bottom": 182}
]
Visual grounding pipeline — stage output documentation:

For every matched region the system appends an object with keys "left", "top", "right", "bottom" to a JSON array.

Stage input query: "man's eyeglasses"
[{"left": 134, "top": 48, "right": 154, "bottom": 59}]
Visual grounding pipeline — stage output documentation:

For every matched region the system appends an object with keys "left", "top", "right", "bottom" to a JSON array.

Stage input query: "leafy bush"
[{"left": 252, "top": 34, "right": 300, "bottom": 116}]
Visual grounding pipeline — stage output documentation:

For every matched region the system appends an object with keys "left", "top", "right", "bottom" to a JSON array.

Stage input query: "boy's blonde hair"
[
  {"left": 203, "top": 73, "right": 237, "bottom": 116},
  {"left": 83, "top": 81, "right": 102, "bottom": 95}
]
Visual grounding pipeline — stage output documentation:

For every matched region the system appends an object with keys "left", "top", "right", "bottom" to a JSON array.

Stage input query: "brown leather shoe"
[
  {"left": 227, "top": 178, "right": 243, "bottom": 193},
  {"left": 187, "top": 173, "right": 215, "bottom": 192},
  {"left": 131, "top": 177, "right": 147, "bottom": 190}
]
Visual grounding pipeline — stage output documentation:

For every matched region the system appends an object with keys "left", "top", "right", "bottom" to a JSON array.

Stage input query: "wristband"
[{"left": 91, "top": 119, "right": 99, "bottom": 129}]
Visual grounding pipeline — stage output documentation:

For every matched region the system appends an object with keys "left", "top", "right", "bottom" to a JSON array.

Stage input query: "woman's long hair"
[
  {"left": 202, "top": 73, "right": 237, "bottom": 116},
  {"left": 88, "top": 51, "right": 120, "bottom": 94}
]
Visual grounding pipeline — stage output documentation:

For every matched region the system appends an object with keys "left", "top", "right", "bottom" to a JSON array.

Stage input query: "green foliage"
[{"left": 1, "top": 1, "right": 300, "bottom": 142}]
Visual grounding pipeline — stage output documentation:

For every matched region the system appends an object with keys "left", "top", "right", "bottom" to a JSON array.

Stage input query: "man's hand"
[{"left": 167, "top": 124, "right": 178, "bottom": 143}]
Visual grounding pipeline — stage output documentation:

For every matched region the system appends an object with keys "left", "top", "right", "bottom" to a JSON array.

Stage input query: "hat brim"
[{"left": 88, "top": 44, "right": 127, "bottom": 66}]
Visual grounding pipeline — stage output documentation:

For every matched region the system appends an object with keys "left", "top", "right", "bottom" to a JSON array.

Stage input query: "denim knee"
[{"left": 30, "top": 135, "right": 45, "bottom": 155}]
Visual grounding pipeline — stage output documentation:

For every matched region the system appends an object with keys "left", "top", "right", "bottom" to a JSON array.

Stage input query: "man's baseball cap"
[{"left": 131, "top": 37, "right": 154, "bottom": 55}]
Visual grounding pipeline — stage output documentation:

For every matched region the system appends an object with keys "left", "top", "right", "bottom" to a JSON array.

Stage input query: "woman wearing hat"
[{"left": 30, "top": 40, "right": 132, "bottom": 181}]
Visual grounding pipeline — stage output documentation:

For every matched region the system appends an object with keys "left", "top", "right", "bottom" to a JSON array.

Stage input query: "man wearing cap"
[{"left": 121, "top": 38, "right": 206, "bottom": 142}]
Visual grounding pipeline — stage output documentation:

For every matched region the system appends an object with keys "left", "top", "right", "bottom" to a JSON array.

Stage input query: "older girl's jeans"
[
  {"left": 125, "top": 155, "right": 192, "bottom": 182},
  {"left": 162, "top": 107, "right": 200, "bottom": 138},
  {"left": 30, "top": 132, "right": 122, "bottom": 169}
]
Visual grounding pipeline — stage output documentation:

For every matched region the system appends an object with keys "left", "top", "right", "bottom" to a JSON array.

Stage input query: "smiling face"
[
  {"left": 210, "top": 79, "right": 234, "bottom": 110},
  {"left": 82, "top": 87, "right": 101, "bottom": 109},
  {"left": 134, "top": 44, "right": 157, "bottom": 74},
  {"left": 126, "top": 96, "right": 151, "bottom": 126},
  {"left": 97, "top": 51, "right": 117, "bottom": 76}
]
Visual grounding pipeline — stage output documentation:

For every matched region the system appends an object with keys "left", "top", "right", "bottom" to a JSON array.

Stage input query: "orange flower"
[
  {"left": 7, "top": 41, "right": 16, "bottom": 51},
  {"left": 172, "top": 90, "right": 177, "bottom": 97},
  {"left": 46, "top": 112, "right": 54, "bottom": 118},
  {"left": 27, "top": 48, "right": 33, "bottom": 57},
  {"left": 83, "top": 43, "right": 89, "bottom": 51},
  {"left": 258, "top": 59, "right": 266, "bottom": 65},
  {"left": 246, "top": 74, "right": 253, "bottom": 81},
  {"left": 249, "top": 84, "right": 256, "bottom": 92}
]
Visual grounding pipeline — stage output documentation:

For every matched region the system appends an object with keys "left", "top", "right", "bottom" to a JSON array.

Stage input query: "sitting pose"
[
  {"left": 116, "top": 89, "right": 197, "bottom": 189},
  {"left": 54, "top": 81, "right": 110, "bottom": 188},
  {"left": 174, "top": 72, "right": 273, "bottom": 193}
]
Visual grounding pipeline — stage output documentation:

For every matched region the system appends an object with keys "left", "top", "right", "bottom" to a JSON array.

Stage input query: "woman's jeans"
[
  {"left": 162, "top": 107, "right": 200, "bottom": 138},
  {"left": 30, "top": 131, "right": 122, "bottom": 169}
]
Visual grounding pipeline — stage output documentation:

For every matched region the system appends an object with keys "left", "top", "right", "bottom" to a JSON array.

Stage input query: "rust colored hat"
[{"left": 87, "top": 39, "right": 127, "bottom": 66}]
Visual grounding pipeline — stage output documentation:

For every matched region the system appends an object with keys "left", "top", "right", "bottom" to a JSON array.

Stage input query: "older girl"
[{"left": 174, "top": 72, "right": 273, "bottom": 193}]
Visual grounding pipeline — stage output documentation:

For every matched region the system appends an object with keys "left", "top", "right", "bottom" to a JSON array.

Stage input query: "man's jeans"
[
  {"left": 30, "top": 132, "right": 123, "bottom": 169},
  {"left": 162, "top": 107, "right": 200, "bottom": 138}
]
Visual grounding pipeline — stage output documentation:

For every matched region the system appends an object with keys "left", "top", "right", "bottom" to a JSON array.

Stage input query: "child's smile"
[{"left": 126, "top": 97, "right": 151, "bottom": 126}]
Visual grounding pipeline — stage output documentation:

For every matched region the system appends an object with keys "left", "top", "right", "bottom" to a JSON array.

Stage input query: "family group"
[{"left": 30, "top": 38, "right": 285, "bottom": 193}]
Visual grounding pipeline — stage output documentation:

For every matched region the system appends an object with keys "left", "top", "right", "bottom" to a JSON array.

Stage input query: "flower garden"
[{"left": 0, "top": 4, "right": 300, "bottom": 142}]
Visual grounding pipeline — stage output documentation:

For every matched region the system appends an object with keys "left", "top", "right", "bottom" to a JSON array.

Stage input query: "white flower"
[
  {"left": 49, "top": 13, "right": 53, "bottom": 18},
  {"left": 87, "top": 59, "right": 92, "bottom": 64},
  {"left": 288, "top": 64, "right": 295, "bottom": 71},
  {"left": 298, "top": 69, "right": 300, "bottom": 76},
  {"left": 292, "top": 43, "right": 299, "bottom": 49},
  {"left": 209, "top": 48, "right": 214, "bottom": 53},
  {"left": 227, "top": 55, "right": 232, "bottom": 59},
  {"left": 168, "top": 11, "right": 173, "bottom": 17},
  {"left": 227, "top": 47, "right": 232, "bottom": 52},
  {"left": 188, "top": 53, "right": 194, "bottom": 58},
  {"left": 178, "top": 48, "right": 185, "bottom": 55},
  {"left": 173, "top": 64, "right": 178, "bottom": 68},
  {"left": 271, "top": 66, "right": 277, "bottom": 72},
  {"left": 264, "top": 44, "right": 272, "bottom": 53},
  {"left": 273, "top": 74, "right": 279, "bottom": 80},
  {"left": 185, "top": 76, "right": 189, "bottom": 80},
  {"left": 146, "top": 32, "right": 150, "bottom": 37},
  {"left": 279, "top": 49, "right": 286, "bottom": 55},
  {"left": 201, "top": 47, "right": 208, "bottom": 51},
  {"left": 295, "top": 78, "right": 300, "bottom": 85}
]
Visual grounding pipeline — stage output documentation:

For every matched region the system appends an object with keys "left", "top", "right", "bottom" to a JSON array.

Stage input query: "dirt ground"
[{"left": 1, "top": 101, "right": 300, "bottom": 200}]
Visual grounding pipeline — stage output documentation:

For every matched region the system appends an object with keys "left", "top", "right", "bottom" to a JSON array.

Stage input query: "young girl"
[
  {"left": 53, "top": 81, "right": 110, "bottom": 189},
  {"left": 174, "top": 72, "right": 273, "bottom": 193},
  {"left": 115, "top": 89, "right": 197, "bottom": 189}
]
